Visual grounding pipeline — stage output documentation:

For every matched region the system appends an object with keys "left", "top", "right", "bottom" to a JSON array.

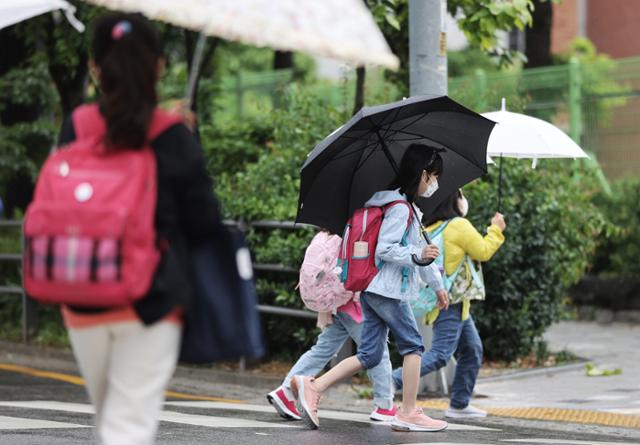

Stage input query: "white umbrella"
[
  {"left": 0, "top": 0, "right": 85, "bottom": 31},
  {"left": 483, "top": 98, "right": 589, "bottom": 168},
  {"left": 482, "top": 98, "right": 589, "bottom": 210},
  {"left": 82, "top": 0, "right": 399, "bottom": 104}
]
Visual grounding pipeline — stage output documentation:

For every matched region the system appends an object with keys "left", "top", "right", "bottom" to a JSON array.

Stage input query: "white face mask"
[
  {"left": 458, "top": 196, "right": 469, "bottom": 217},
  {"left": 421, "top": 178, "right": 439, "bottom": 198}
]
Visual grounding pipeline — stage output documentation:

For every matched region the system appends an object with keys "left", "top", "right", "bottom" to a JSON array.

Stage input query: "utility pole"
[
  {"left": 409, "top": 0, "right": 455, "bottom": 395},
  {"left": 409, "top": 0, "right": 448, "bottom": 96}
]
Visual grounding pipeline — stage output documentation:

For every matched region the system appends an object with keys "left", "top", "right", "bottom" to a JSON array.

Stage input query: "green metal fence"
[
  {"left": 449, "top": 56, "right": 640, "bottom": 180},
  {"left": 214, "top": 57, "right": 640, "bottom": 179},
  {"left": 215, "top": 69, "right": 295, "bottom": 120}
]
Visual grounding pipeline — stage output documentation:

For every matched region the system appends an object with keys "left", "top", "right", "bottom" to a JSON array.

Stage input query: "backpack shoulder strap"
[
  {"left": 71, "top": 105, "right": 183, "bottom": 144},
  {"left": 147, "top": 108, "right": 183, "bottom": 142},
  {"left": 465, "top": 255, "right": 485, "bottom": 289},
  {"left": 428, "top": 218, "right": 453, "bottom": 240},
  {"left": 383, "top": 200, "right": 414, "bottom": 228},
  {"left": 381, "top": 200, "right": 415, "bottom": 294},
  {"left": 72, "top": 104, "right": 105, "bottom": 140}
]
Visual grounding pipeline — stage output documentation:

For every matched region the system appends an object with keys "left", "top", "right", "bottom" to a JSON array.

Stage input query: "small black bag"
[{"left": 180, "top": 228, "right": 265, "bottom": 363}]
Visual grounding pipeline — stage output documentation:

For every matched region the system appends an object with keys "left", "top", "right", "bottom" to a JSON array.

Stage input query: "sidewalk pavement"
[
  {"left": 1, "top": 321, "right": 639, "bottom": 434},
  {"left": 474, "top": 321, "right": 640, "bottom": 414},
  {"left": 415, "top": 320, "right": 640, "bottom": 432}
]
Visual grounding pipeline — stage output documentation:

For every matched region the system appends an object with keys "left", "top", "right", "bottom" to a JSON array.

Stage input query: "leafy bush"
[
  {"left": 209, "top": 86, "right": 343, "bottom": 359},
  {"left": 465, "top": 158, "right": 606, "bottom": 361},
  {"left": 215, "top": 85, "right": 344, "bottom": 222},
  {"left": 200, "top": 117, "right": 275, "bottom": 177},
  {"left": 207, "top": 83, "right": 608, "bottom": 362},
  {"left": 0, "top": 62, "right": 57, "bottom": 192},
  {"left": 591, "top": 177, "right": 640, "bottom": 278}
]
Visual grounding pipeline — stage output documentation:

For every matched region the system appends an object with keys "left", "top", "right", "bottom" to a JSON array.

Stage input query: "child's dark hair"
[
  {"left": 390, "top": 143, "right": 444, "bottom": 202},
  {"left": 91, "top": 13, "right": 163, "bottom": 148},
  {"left": 423, "top": 189, "right": 463, "bottom": 226}
]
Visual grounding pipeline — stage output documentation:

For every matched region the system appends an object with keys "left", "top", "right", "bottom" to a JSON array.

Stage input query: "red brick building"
[
  {"left": 552, "top": 0, "right": 640, "bottom": 58},
  {"left": 550, "top": 0, "right": 640, "bottom": 179}
]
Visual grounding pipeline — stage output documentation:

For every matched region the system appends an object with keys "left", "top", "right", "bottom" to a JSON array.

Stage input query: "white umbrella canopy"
[
  {"left": 482, "top": 98, "right": 590, "bottom": 211},
  {"left": 483, "top": 98, "right": 589, "bottom": 168},
  {"left": 0, "top": 0, "right": 85, "bottom": 31},
  {"left": 81, "top": 0, "right": 399, "bottom": 70}
]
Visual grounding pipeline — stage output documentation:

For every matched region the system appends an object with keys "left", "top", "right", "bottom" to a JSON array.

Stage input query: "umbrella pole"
[
  {"left": 185, "top": 33, "right": 208, "bottom": 110},
  {"left": 497, "top": 154, "right": 504, "bottom": 213}
]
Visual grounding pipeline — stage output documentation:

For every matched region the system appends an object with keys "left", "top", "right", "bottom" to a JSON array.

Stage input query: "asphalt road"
[{"left": 1, "top": 369, "right": 639, "bottom": 445}]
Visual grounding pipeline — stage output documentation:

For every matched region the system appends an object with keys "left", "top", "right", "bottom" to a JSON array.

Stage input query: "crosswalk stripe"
[
  {"left": 0, "top": 415, "right": 89, "bottom": 430},
  {"left": 0, "top": 400, "right": 498, "bottom": 431},
  {"left": 502, "top": 439, "right": 640, "bottom": 445},
  {"left": 604, "top": 408, "right": 640, "bottom": 415},
  {"left": 0, "top": 401, "right": 92, "bottom": 414},
  {"left": 0, "top": 401, "right": 295, "bottom": 429},
  {"left": 164, "top": 401, "right": 500, "bottom": 431},
  {"left": 399, "top": 443, "right": 489, "bottom": 445},
  {"left": 159, "top": 411, "right": 296, "bottom": 428}
]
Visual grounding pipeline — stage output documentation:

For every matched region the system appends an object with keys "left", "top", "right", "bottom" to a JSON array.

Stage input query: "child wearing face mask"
[
  {"left": 291, "top": 143, "right": 450, "bottom": 433},
  {"left": 392, "top": 189, "right": 505, "bottom": 419}
]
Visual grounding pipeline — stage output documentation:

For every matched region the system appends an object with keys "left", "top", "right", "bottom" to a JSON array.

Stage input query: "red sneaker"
[
  {"left": 370, "top": 405, "right": 397, "bottom": 422},
  {"left": 267, "top": 386, "right": 301, "bottom": 420}
]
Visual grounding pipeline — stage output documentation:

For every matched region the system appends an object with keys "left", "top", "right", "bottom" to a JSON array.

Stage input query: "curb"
[
  {"left": 175, "top": 365, "right": 282, "bottom": 388},
  {"left": 0, "top": 340, "right": 589, "bottom": 388},
  {"left": 0, "top": 340, "right": 283, "bottom": 389},
  {"left": 477, "top": 360, "right": 588, "bottom": 383}
]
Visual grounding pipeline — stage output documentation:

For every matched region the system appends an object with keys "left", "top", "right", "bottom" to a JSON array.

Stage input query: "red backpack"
[
  {"left": 23, "top": 104, "right": 182, "bottom": 307},
  {"left": 337, "top": 200, "right": 413, "bottom": 292}
]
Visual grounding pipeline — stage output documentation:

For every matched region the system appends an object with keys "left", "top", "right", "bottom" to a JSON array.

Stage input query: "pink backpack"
[
  {"left": 298, "top": 232, "right": 354, "bottom": 312},
  {"left": 338, "top": 200, "right": 413, "bottom": 292},
  {"left": 23, "top": 104, "right": 182, "bottom": 307}
]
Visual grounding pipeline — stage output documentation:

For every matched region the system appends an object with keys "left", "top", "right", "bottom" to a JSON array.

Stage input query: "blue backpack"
[{"left": 410, "top": 218, "right": 484, "bottom": 317}]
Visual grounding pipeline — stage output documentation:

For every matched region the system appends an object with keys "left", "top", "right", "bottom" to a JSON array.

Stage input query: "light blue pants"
[{"left": 283, "top": 311, "right": 393, "bottom": 409}]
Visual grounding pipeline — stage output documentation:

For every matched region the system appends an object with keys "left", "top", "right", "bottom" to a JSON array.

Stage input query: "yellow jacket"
[{"left": 425, "top": 218, "right": 505, "bottom": 323}]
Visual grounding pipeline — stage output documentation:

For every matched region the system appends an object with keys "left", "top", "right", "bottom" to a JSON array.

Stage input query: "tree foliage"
[
  {"left": 366, "top": 0, "right": 534, "bottom": 95},
  {"left": 208, "top": 84, "right": 608, "bottom": 361}
]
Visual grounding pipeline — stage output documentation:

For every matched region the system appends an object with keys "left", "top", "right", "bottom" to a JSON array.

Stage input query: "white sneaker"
[{"left": 445, "top": 404, "right": 487, "bottom": 418}]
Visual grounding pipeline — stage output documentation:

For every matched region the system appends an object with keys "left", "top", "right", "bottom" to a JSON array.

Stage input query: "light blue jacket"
[{"left": 365, "top": 189, "right": 445, "bottom": 301}]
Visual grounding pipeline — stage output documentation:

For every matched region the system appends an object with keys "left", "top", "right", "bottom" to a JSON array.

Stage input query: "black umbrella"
[{"left": 296, "top": 95, "right": 496, "bottom": 237}]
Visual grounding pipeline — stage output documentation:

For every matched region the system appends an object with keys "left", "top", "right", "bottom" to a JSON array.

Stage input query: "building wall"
[
  {"left": 549, "top": 0, "right": 640, "bottom": 179},
  {"left": 587, "top": 0, "right": 640, "bottom": 58},
  {"left": 552, "top": 0, "right": 640, "bottom": 58},
  {"left": 551, "top": 0, "right": 578, "bottom": 55}
]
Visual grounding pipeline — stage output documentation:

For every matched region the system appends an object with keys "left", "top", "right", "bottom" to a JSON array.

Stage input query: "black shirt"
[{"left": 58, "top": 114, "right": 223, "bottom": 324}]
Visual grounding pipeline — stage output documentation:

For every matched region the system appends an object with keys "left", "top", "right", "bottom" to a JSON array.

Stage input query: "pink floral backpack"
[{"left": 298, "top": 232, "right": 354, "bottom": 312}]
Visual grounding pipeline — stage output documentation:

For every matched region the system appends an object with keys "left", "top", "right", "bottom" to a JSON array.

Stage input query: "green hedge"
[
  {"left": 464, "top": 159, "right": 606, "bottom": 360},
  {"left": 0, "top": 84, "right": 612, "bottom": 362},
  {"left": 211, "top": 87, "right": 343, "bottom": 359},
  {"left": 591, "top": 177, "right": 640, "bottom": 278},
  {"left": 207, "top": 85, "right": 608, "bottom": 361}
]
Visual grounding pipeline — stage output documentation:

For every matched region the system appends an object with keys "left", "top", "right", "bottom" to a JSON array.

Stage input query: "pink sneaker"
[
  {"left": 391, "top": 407, "right": 448, "bottom": 432},
  {"left": 267, "top": 386, "right": 301, "bottom": 420},
  {"left": 370, "top": 405, "right": 397, "bottom": 422},
  {"left": 291, "top": 375, "right": 321, "bottom": 429}
]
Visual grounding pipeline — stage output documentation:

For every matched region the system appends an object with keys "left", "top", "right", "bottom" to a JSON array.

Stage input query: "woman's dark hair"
[
  {"left": 423, "top": 189, "right": 463, "bottom": 226},
  {"left": 91, "top": 13, "right": 163, "bottom": 148},
  {"left": 389, "top": 143, "right": 444, "bottom": 202}
]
